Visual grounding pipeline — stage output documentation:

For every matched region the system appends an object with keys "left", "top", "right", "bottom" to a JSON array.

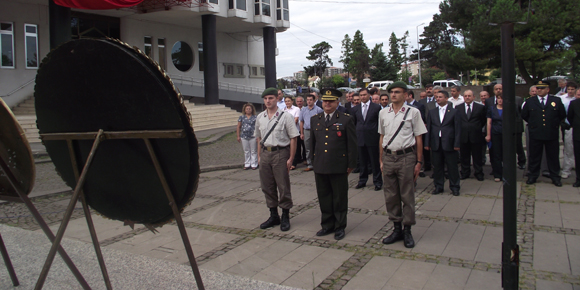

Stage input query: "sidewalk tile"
[
  {"left": 560, "top": 203, "right": 580, "bottom": 230},
  {"left": 386, "top": 259, "right": 436, "bottom": 289},
  {"left": 281, "top": 248, "right": 352, "bottom": 289},
  {"left": 536, "top": 279, "right": 574, "bottom": 290},
  {"left": 534, "top": 201, "right": 563, "bottom": 228},
  {"left": 463, "top": 197, "right": 495, "bottom": 220},
  {"left": 488, "top": 201, "right": 503, "bottom": 223},
  {"left": 184, "top": 200, "right": 266, "bottom": 229},
  {"left": 419, "top": 195, "right": 452, "bottom": 212},
  {"left": 343, "top": 256, "right": 403, "bottom": 290},
  {"left": 348, "top": 190, "right": 386, "bottom": 211},
  {"left": 200, "top": 168, "right": 238, "bottom": 178},
  {"left": 442, "top": 223, "right": 485, "bottom": 260},
  {"left": 44, "top": 215, "right": 140, "bottom": 243},
  {"left": 565, "top": 234, "right": 580, "bottom": 276},
  {"left": 201, "top": 237, "right": 276, "bottom": 272},
  {"left": 534, "top": 231, "right": 571, "bottom": 274},
  {"left": 341, "top": 214, "right": 389, "bottom": 245},
  {"left": 474, "top": 226, "right": 502, "bottom": 264},
  {"left": 412, "top": 221, "right": 458, "bottom": 256},
  {"left": 464, "top": 269, "right": 501, "bottom": 290},
  {"left": 440, "top": 196, "right": 473, "bottom": 218},
  {"left": 423, "top": 264, "right": 471, "bottom": 290}
]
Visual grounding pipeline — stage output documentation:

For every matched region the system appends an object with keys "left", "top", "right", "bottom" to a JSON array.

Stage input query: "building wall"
[{"left": 0, "top": 0, "right": 50, "bottom": 108}]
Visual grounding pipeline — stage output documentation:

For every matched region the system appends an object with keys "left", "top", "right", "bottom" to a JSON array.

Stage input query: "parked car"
[
  {"left": 337, "top": 87, "right": 353, "bottom": 93},
  {"left": 282, "top": 89, "right": 296, "bottom": 97},
  {"left": 433, "top": 79, "right": 464, "bottom": 87},
  {"left": 367, "top": 80, "right": 394, "bottom": 90}
]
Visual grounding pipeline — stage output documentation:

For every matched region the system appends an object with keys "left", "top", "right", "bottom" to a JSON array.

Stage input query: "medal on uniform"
[
  {"left": 337, "top": 131, "right": 342, "bottom": 137},
  {"left": 551, "top": 102, "right": 556, "bottom": 107}
]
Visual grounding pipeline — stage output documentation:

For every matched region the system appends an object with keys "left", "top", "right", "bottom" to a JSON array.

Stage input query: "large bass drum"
[{"left": 34, "top": 38, "right": 199, "bottom": 226}]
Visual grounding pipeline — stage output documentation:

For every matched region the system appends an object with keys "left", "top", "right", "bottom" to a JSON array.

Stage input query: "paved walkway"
[{"left": 1, "top": 127, "right": 580, "bottom": 289}]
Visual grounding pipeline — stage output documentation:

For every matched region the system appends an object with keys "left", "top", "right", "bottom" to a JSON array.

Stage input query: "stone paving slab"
[
  {"left": 441, "top": 223, "right": 486, "bottom": 261},
  {"left": 184, "top": 200, "right": 267, "bottom": 230},
  {"left": 534, "top": 231, "right": 571, "bottom": 274}
]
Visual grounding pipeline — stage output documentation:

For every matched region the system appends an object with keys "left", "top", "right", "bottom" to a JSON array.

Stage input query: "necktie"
[
  {"left": 467, "top": 104, "right": 472, "bottom": 119},
  {"left": 363, "top": 103, "right": 367, "bottom": 120},
  {"left": 540, "top": 97, "right": 545, "bottom": 107},
  {"left": 325, "top": 114, "right": 330, "bottom": 126}
]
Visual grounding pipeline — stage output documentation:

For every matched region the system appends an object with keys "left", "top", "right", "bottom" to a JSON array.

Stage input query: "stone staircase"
[{"left": 11, "top": 97, "right": 240, "bottom": 144}]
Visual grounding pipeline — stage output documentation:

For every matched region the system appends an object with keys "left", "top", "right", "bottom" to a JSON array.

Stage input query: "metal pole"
[
  {"left": 0, "top": 233, "right": 19, "bottom": 286},
  {"left": 416, "top": 23, "right": 424, "bottom": 87},
  {"left": 500, "top": 21, "right": 519, "bottom": 290}
]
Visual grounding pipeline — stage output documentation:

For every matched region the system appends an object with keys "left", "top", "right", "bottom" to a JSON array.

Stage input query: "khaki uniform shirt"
[
  {"left": 255, "top": 109, "right": 299, "bottom": 147},
  {"left": 378, "top": 104, "right": 427, "bottom": 151}
]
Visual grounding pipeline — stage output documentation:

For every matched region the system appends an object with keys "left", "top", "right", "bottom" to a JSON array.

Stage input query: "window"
[
  {"left": 276, "top": 0, "right": 288, "bottom": 21},
  {"left": 255, "top": 0, "right": 270, "bottom": 16},
  {"left": 157, "top": 38, "right": 166, "bottom": 71},
  {"left": 229, "top": 0, "right": 246, "bottom": 10},
  {"left": 1, "top": 22, "right": 15, "bottom": 68},
  {"left": 171, "top": 41, "right": 194, "bottom": 72},
  {"left": 224, "top": 63, "right": 244, "bottom": 78},
  {"left": 249, "top": 65, "right": 265, "bottom": 78},
  {"left": 198, "top": 42, "right": 204, "bottom": 71},
  {"left": 24, "top": 24, "right": 39, "bottom": 69},
  {"left": 144, "top": 36, "right": 152, "bottom": 58}
]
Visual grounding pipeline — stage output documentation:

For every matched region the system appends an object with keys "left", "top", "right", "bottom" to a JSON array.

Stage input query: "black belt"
[
  {"left": 385, "top": 146, "right": 414, "bottom": 155},
  {"left": 262, "top": 145, "right": 289, "bottom": 152}
]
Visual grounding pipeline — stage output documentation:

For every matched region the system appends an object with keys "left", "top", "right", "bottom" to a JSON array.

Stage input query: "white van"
[
  {"left": 433, "top": 79, "right": 464, "bottom": 87},
  {"left": 367, "top": 80, "right": 394, "bottom": 90}
]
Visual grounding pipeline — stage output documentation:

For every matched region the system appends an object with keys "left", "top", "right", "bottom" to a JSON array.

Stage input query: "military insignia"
[
  {"left": 326, "top": 90, "right": 332, "bottom": 96},
  {"left": 551, "top": 102, "right": 556, "bottom": 107},
  {"left": 276, "top": 112, "right": 279, "bottom": 116},
  {"left": 337, "top": 131, "right": 342, "bottom": 137},
  {"left": 401, "top": 107, "right": 406, "bottom": 112}
]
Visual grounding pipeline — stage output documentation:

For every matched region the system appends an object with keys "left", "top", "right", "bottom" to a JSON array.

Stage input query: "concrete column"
[
  {"left": 202, "top": 14, "right": 219, "bottom": 105},
  {"left": 263, "top": 27, "right": 277, "bottom": 88},
  {"left": 49, "top": 0, "right": 71, "bottom": 49}
]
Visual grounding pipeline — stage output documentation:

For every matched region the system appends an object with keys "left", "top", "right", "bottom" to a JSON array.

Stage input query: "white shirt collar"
[{"left": 438, "top": 104, "right": 448, "bottom": 110}]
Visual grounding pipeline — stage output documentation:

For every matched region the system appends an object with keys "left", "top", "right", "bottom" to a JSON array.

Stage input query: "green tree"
[
  {"left": 331, "top": 74, "right": 346, "bottom": 88},
  {"left": 348, "top": 30, "right": 370, "bottom": 87},
  {"left": 304, "top": 41, "right": 333, "bottom": 79},
  {"left": 370, "top": 43, "right": 393, "bottom": 81},
  {"left": 339, "top": 34, "right": 352, "bottom": 78}
]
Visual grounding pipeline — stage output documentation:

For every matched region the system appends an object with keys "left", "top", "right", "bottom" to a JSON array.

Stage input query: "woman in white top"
[{"left": 283, "top": 96, "right": 300, "bottom": 169}]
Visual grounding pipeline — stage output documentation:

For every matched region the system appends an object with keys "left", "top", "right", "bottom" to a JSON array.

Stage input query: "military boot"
[
  {"left": 260, "top": 208, "right": 280, "bottom": 229},
  {"left": 280, "top": 208, "right": 291, "bottom": 231},
  {"left": 403, "top": 225, "right": 415, "bottom": 248},
  {"left": 382, "top": 222, "right": 404, "bottom": 244}
]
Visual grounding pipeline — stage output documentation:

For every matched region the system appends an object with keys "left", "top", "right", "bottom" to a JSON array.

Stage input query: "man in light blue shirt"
[
  {"left": 277, "top": 89, "right": 286, "bottom": 110},
  {"left": 300, "top": 94, "right": 324, "bottom": 171}
]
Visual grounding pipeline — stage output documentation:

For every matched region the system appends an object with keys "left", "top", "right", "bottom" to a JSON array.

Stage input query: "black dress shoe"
[
  {"left": 316, "top": 228, "right": 334, "bottom": 236},
  {"left": 460, "top": 175, "right": 469, "bottom": 180},
  {"left": 260, "top": 215, "right": 281, "bottom": 229},
  {"left": 280, "top": 212, "right": 290, "bottom": 231},
  {"left": 353, "top": 168, "right": 360, "bottom": 173},
  {"left": 374, "top": 185, "right": 382, "bottom": 191},
  {"left": 476, "top": 176, "right": 484, "bottom": 181},
  {"left": 334, "top": 229, "right": 345, "bottom": 240},
  {"left": 553, "top": 180, "right": 563, "bottom": 187},
  {"left": 355, "top": 183, "right": 365, "bottom": 189},
  {"left": 419, "top": 172, "right": 425, "bottom": 177},
  {"left": 518, "top": 164, "right": 526, "bottom": 170},
  {"left": 526, "top": 178, "right": 536, "bottom": 185},
  {"left": 451, "top": 189, "right": 460, "bottom": 196},
  {"left": 431, "top": 188, "right": 443, "bottom": 195},
  {"left": 573, "top": 180, "right": 580, "bottom": 187}
]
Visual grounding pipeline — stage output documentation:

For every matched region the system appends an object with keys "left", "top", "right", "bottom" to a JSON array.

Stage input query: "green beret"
[
  {"left": 262, "top": 87, "right": 279, "bottom": 98},
  {"left": 387, "top": 81, "right": 408, "bottom": 92}
]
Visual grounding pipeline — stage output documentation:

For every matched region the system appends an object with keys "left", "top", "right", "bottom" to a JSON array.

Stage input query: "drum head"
[
  {"left": 34, "top": 38, "right": 199, "bottom": 225},
  {"left": 0, "top": 99, "right": 35, "bottom": 197}
]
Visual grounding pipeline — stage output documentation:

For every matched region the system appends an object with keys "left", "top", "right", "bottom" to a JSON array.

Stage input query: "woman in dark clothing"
[{"left": 486, "top": 96, "right": 503, "bottom": 182}]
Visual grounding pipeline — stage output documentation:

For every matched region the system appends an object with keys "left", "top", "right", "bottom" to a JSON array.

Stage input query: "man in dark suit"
[
  {"left": 405, "top": 90, "right": 426, "bottom": 122},
  {"left": 344, "top": 91, "right": 353, "bottom": 109},
  {"left": 567, "top": 89, "right": 580, "bottom": 187},
  {"left": 456, "top": 90, "right": 486, "bottom": 181},
  {"left": 310, "top": 89, "right": 357, "bottom": 240},
  {"left": 425, "top": 90, "right": 461, "bottom": 196},
  {"left": 352, "top": 88, "right": 383, "bottom": 190},
  {"left": 521, "top": 81, "right": 567, "bottom": 187},
  {"left": 418, "top": 84, "right": 436, "bottom": 173}
]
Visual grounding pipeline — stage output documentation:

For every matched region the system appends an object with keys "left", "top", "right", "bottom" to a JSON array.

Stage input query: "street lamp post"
[{"left": 416, "top": 23, "right": 425, "bottom": 88}]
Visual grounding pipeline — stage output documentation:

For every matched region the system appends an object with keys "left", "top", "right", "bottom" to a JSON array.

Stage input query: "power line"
[
  {"left": 287, "top": 31, "right": 313, "bottom": 47},
  {"left": 289, "top": 22, "right": 341, "bottom": 44}
]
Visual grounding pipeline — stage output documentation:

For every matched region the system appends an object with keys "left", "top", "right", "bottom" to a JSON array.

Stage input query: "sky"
[{"left": 275, "top": 0, "right": 443, "bottom": 78}]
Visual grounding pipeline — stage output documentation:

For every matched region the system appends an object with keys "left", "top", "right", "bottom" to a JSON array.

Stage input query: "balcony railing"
[{"left": 169, "top": 74, "right": 263, "bottom": 95}]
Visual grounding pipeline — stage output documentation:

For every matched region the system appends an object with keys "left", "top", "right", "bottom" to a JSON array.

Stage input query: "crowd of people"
[{"left": 236, "top": 79, "right": 579, "bottom": 247}]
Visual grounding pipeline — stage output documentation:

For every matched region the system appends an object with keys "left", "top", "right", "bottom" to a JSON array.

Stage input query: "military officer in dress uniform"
[
  {"left": 379, "top": 82, "right": 427, "bottom": 248},
  {"left": 521, "top": 81, "right": 567, "bottom": 187},
  {"left": 310, "top": 88, "right": 357, "bottom": 240}
]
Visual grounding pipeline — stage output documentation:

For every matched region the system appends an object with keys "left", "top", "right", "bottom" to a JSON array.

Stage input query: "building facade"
[{"left": 0, "top": 0, "right": 289, "bottom": 108}]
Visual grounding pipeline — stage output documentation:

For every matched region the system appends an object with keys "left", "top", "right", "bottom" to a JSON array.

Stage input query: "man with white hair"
[
  {"left": 556, "top": 78, "right": 568, "bottom": 96},
  {"left": 560, "top": 81, "right": 577, "bottom": 179}
]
